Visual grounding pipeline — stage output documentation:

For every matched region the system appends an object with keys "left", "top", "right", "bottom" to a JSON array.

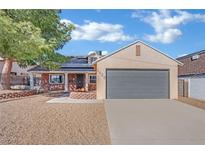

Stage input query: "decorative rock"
[
  {"left": 0, "top": 90, "right": 38, "bottom": 101},
  {"left": 70, "top": 91, "right": 96, "bottom": 99}
]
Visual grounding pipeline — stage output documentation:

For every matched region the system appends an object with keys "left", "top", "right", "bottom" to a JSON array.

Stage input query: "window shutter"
[{"left": 136, "top": 45, "right": 140, "bottom": 56}]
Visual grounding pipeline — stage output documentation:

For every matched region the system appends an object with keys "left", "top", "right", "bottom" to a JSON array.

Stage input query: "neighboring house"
[
  {"left": 0, "top": 57, "right": 34, "bottom": 87},
  {"left": 177, "top": 50, "right": 205, "bottom": 100},
  {"left": 176, "top": 50, "right": 205, "bottom": 79},
  {"left": 0, "top": 57, "right": 33, "bottom": 76},
  {"left": 28, "top": 51, "right": 104, "bottom": 92},
  {"left": 29, "top": 40, "right": 182, "bottom": 100},
  {"left": 93, "top": 41, "right": 182, "bottom": 99}
]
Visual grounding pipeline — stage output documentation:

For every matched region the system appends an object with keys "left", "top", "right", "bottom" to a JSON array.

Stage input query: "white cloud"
[
  {"left": 61, "top": 20, "right": 135, "bottom": 42},
  {"left": 60, "top": 19, "right": 73, "bottom": 25},
  {"left": 145, "top": 28, "right": 182, "bottom": 44},
  {"left": 132, "top": 10, "right": 205, "bottom": 44}
]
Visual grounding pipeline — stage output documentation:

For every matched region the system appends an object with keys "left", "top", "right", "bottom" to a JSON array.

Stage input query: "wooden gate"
[{"left": 178, "top": 79, "right": 189, "bottom": 97}]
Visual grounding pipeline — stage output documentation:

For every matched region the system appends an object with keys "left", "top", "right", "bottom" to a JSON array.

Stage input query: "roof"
[
  {"left": 176, "top": 50, "right": 205, "bottom": 60},
  {"left": 179, "top": 73, "right": 205, "bottom": 78},
  {"left": 28, "top": 57, "right": 95, "bottom": 72},
  {"left": 61, "top": 63, "right": 92, "bottom": 67},
  {"left": 28, "top": 65, "right": 95, "bottom": 72},
  {"left": 28, "top": 66, "right": 48, "bottom": 72},
  {"left": 93, "top": 40, "right": 183, "bottom": 66}
]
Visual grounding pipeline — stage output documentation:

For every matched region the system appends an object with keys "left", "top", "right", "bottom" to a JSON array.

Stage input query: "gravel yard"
[{"left": 0, "top": 93, "right": 110, "bottom": 144}]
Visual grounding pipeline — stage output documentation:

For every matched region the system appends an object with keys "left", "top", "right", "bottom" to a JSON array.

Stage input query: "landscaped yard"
[{"left": 0, "top": 93, "right": 110, "bottom": 144}]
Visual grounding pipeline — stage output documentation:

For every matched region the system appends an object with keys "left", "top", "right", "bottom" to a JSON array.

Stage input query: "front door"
[{"left": 76, "top": 74, "right": 84, "bottom": 89}]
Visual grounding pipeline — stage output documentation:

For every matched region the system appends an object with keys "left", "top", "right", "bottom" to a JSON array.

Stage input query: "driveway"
[{"left": 105, "top": 99, "right": 205, "bottom": 144}]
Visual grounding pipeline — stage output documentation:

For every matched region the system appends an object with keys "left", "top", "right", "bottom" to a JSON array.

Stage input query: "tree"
[{"left": 0, "top": 10, "right": 74, "bottom": 89}]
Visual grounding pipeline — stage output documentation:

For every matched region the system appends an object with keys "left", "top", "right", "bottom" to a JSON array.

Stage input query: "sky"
[{"left": 58, "top": 9, "right": 205, "bottom": 58}]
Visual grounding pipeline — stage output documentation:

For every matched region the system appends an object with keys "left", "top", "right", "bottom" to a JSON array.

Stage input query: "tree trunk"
[{"left": 0, "top": 58, "right": 13, "bottom": 90}]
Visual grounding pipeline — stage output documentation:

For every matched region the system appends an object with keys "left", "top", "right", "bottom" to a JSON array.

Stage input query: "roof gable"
[{"left": 93, "top": 40, "right": 183, "bottom": 66}]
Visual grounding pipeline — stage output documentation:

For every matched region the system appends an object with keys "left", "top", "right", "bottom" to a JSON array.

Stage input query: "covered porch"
[{"left": 29, "top": 71, "right": 96, "bottom": 92}]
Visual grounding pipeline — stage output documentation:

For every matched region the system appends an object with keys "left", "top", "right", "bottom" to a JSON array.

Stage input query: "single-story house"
[
  {"left": 28, "top": 40, "right": 182, "bottom": 99},
  {"left": 28, "top": 52, "right": 102, "bottom": 92},
  {"left": 176, "top": 50, "right": 205, "bottom": 79}
]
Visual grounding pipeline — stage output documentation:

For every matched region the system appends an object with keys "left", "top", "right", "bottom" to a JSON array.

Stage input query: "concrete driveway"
[{"left": 105, "top": 99, "right": 205, "bottom": 144}]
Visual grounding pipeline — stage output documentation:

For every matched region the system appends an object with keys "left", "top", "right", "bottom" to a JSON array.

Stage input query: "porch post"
[
  {"left": 85, "top": 73, "right": 89, "bottom": 91},
  {"left": 29, "top": 72, "right": 34, "bottom": 90},
  {"left": 64, "top": 72, "right": 68, "bottom": 92}
]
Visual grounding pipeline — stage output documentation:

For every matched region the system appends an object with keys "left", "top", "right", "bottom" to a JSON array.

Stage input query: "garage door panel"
[{"left": 106, "top": 70, "right": 169, "bottom": 99}]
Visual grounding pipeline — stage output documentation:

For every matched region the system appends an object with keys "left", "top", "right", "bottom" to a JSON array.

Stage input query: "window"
[
  {"left": 191, "top": 54, "right": 200, "bottom": 61},
  {"left": 89, "top": 75, "right": 96, "bottom": 83},
  {"left": 49, "top": 74, "right": 64, "bottom": 84}
]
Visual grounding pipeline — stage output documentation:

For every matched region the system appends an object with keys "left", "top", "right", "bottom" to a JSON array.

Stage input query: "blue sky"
[{"left": 59, "top": 9, "right": 205, "bottom": 58}]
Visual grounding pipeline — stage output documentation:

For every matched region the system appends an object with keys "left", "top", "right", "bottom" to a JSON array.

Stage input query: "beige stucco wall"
[{"left": 96, "top": 42, "right": 179, "bottom": 99}]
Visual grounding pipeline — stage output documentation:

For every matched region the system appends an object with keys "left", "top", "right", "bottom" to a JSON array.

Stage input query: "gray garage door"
[{"left": 106, "top": 69, "right": 169, "bottom": 99}]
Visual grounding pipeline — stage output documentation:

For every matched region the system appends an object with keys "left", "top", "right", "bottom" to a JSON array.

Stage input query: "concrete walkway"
[
  {"left": 47, "top": 97, "right": 103, "bottom": 104},
  {"left": 105, "top": 99, "right": 205, "bottom": 144}
]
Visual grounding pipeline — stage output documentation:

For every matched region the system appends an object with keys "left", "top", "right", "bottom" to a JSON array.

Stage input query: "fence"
[
  {"left": 178, "top": 79, "right": 189, "bottom": 97},
  {"left": 10, "top": 75, "right": 30, "bottom": 85},
  {"left": 178, "top": 78, "right": 205, "bottom": 101},
  {"left": 189, "top": 78, "right": 205, "bottom": 101}
]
